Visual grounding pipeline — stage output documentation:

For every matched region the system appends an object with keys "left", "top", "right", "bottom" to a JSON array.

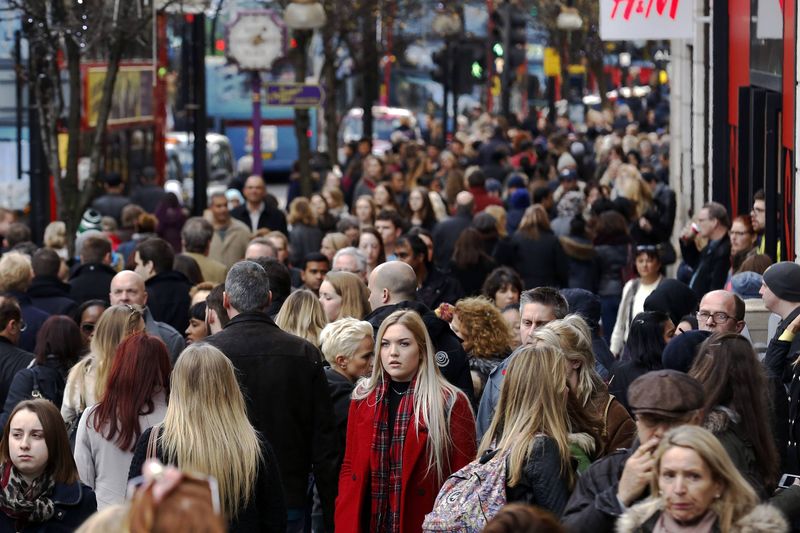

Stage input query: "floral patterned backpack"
[{"left": 422, "top": 448, "right": 510, "bottom": 532}]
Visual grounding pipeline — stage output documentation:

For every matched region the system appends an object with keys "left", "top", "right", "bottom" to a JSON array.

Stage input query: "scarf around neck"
[
  {"left": 369, "top": 375, "right": 417, "bottom": 533},
  {"left": 0, "top": 462, "right": 55, "bottom": 524}
]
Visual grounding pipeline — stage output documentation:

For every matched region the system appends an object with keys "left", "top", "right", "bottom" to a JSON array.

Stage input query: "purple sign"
[{"left": 264, "top": 83, "right": 323, "bottom": 108}]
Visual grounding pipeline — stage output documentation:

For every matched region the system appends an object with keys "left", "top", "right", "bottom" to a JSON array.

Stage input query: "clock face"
[{"left": 227, "top": 13, "right": 285, "bottom": 70}]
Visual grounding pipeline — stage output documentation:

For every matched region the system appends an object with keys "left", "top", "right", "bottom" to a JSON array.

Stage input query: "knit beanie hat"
[
  {"left": 77, "top": 209, "right": 102, "bottom": 235},
  {"left": 763, "top": 262, "right": 800, "bottom": 302},
  {"left": 662, "top": 330, "right": 712, "bottom": 373}
]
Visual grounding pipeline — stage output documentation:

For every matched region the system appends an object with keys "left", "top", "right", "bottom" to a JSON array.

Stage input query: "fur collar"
[{"left": 616, "top": 498, "right": 788, "bottom": 533}]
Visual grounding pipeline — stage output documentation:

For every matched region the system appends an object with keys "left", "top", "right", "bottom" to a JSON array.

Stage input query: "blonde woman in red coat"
[{"left": 335, "top": 309, "right": 476, "bottom": 532}]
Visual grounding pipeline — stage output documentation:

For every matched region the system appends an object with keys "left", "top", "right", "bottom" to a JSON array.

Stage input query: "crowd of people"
[{"left": 0, "top": 102, "right": 797, "bottom": 532}]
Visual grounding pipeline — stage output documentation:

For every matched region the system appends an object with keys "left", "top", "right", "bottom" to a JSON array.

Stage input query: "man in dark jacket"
[
  {"left": 0, "top": 252, "right": 49, "bottom": 352},
  {"left": 230, "top": 175, "right": 287, "bottom": 234},
  {"left": 27, "top": 248, "right": 76, "bottom": 316},
  {"left": 395, "top": 235, "right": 464, "bottom": 311},
  {"left": 432, "top": 191, "right": 474, "bottom": 269},
  {"left": 134, "top": 237, "right": 192, "bottom": 333},
  {"left": 562, "top": 371, "right": 704, "bottom": 533},
  {"left": 0, "top": 296, "right": 33, "bottom": 407},
  {"left": 91, "top": 172, "right": 130, "bottom": 224},
  {"left": 130, "top": 167, "right": 167, "bottom": 213},
  {"left": 69, "top": 234, "right": 117, "bottom": 304},
  {"left": 365, "top": 261, "right": 474, "bottom": 403},
  {"left": 679, "top": 202, "right": 732, "bottom": 299},
  {"left": 205, "top": 261, "right": 339, "bottom": 533}
]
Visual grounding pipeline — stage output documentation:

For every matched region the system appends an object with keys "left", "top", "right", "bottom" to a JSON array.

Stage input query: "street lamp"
[
  {"left": 432, "top": 6, "right": 461, "bottom": 145},
  {"left": 285, "top": 0, "right": 327, "bottom": 30},
  {"left": 284, "top": 0, "right": 326, "bottom": 197}
]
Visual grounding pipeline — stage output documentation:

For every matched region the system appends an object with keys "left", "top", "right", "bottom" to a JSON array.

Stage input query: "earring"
[{"left": 714, "top": 494, "right": 721, "bottom": 499}]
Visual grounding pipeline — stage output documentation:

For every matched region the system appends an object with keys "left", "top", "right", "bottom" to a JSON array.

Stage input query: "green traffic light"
[
  {"left": 471, "top": 61, "right": 483, "bottom": 78},
  {"left": 492, "top": 42, "right": 504, "bottom": 57}
]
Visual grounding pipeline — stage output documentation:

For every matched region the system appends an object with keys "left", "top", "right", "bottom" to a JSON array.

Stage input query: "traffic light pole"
[
  {"left": 500, "top": 4, "right": 512, "bottom": 118},
  {"left": 440, "top": 39, "right": 451, "bottom": 148}
]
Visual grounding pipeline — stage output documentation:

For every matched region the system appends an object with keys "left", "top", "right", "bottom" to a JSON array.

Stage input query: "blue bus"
[{"left": 205, "top": 56, "right": 317, "bottom": 175}]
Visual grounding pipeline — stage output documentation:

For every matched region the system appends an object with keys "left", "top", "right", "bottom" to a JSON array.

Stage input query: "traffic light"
[
  {"left": 455, "top": 39, "right": 487, "bottom": 90},
  {"left": 432, "top": 47, "right": 448, "bottom": 85},
  {"left": 491, "top": 2, "right": 527, "bottom": 73}
]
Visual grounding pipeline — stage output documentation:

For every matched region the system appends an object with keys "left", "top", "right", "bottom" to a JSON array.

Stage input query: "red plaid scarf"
[{"left": 369, "top": 376, "right": 416, "bottom": 533}]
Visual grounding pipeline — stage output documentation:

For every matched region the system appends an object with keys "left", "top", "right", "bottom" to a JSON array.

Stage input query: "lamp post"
[
  {"left": 432, "top": 7, "right": 461, "bottom": 145},
  {"left": 284, "top": 0, "right": 326, "bottom": 197},
  {"left": 556, "top": 4, "right": 583, "bottom": 103}
]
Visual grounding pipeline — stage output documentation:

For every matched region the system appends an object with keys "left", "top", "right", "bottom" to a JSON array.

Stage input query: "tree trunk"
[
  {"left": 60, "top": 36, "right": 83, "bottom": 250},
  {"left": 320, "top": 2, "right": 339, "bottom": 166},
  {"left": 361, "top": 0, "right": 378, "bottom": 140},
  {"left": 293, "top": 29, "right": 313, "bottom": 198}
]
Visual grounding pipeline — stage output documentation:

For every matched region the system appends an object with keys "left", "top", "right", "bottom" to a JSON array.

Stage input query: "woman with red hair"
[{"left": 73, "top": 333, "right": 170, "bottom": 509}]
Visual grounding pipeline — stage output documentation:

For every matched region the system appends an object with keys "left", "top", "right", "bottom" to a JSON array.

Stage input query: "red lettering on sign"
[{"left": 610, "top": 0, "right": 680, "bottom": 20}]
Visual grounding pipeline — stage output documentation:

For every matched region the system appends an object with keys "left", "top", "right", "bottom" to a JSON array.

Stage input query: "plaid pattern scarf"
[{"left": 369, "top": 376, "right": 416, "bottom": 533}]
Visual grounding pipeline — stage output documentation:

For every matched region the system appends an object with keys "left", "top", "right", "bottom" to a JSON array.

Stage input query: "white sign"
[
  {"left": 260, "top": 126, "right": 278, "bottom": 153},
  {"left": 600, "top": 0, "right": 695, "bottom": 41},
  {"left": 756, "top": 0, "right": 783, "bottom": 39}
]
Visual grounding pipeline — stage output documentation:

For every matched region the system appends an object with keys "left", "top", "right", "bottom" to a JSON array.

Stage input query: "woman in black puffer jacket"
[{"left": 592, "top": 210, "right": 632, "bottom": 343}]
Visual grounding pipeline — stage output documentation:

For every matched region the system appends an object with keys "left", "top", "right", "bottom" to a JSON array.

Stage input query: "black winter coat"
[
  {"left": 68, "top": 263, "right": 117, "bottom": 305},
  {"left": 448, "top": 256, "right": 497, "bottom": 297},
  {"left": 231, "top": 203, "right": 288, "bottom": 235},
  {"left": 0, "top": 356, "right": 68, "bottom": 428},
  {"left": 365, "top": 300, "right": 475, "bottom": 404},
  {"left": 204, "top": 312, "right": 339, "bottom": 532},
  {"left": 0, "top": 338, "right": 33, "bottom": 409},
  {"left": 323, "top": 366, "right": 354, "bottom": 457},
  {"left": 145, "top": 270, "right": 192, "bottom": 333},
  {"left": 560, "top": 236, "right": 598, "bottom": 292},
  {"left": 432, "top": 214, "right": 472, "bottom": 269},
  {"left": 0, "top": 477, "right": 97, "bottom": 533},
  {"left": 594, "top": 243, "right": 630, "bottom": 297},
  {"left": 508, "top": 230, "right": 569, "bottom": 289},
  {"left": 26, "top": 277, "right": 76, "bottom": 316},
  {"left": 561, "top": 447, "right": 637, "bottom": 533},
  {"left": 608, "top": 360, "right": 655, "bottom": 413},
  {"left": 418, "top": 267, "right": 465, "bottom": 310},
  {"left": 679, "top": 235, "right": 732, "bottom": 299},
  {"left": 504, "top": 436, "right": 571, "bottom": 515},
  {"left": 129, "top": 426, "right": 287, "bottom": 533}
]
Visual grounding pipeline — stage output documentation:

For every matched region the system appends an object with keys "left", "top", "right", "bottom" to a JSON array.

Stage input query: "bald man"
[
  {"left": 696, "top": 289, "right": 745, "bottom": 334},
  {"left": 109, "top": 271, "right": 185, "bottom": 363},
  {"left": 365, "top": 261, "right": 474, "bottom": 401},
  {"left": 432, "top": 190, "right": 475, "bottom": 268}
]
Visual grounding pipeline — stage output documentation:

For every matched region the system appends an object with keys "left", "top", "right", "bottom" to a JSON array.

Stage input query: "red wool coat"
[{"left": 334, "top": 390, "right": 476, "bottom": 532}]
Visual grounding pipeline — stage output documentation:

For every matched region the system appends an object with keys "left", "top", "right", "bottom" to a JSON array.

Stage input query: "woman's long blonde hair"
[
  {"left": 353, "top": 310, "right": 472, "bottom": 482},
  {"left": 160, "top": 344, "right": 262, "bottom": 521},
  {"left": 478, "top": 342, "right": 573, "bottom": 487},
  {"left": 530, "top": 316, "right": 605, "bottom": 407},
  {"left": 72, "top": 304, "right": 144, "bottom": 400},
  {"left": 275, "top": 289, "right": 328, "bottom": 347},
  {"left": 652, "top": 425, "right": 758, "bottom": 532}
]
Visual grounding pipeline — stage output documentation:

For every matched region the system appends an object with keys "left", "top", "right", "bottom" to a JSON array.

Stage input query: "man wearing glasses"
[{"left": 696, "top": 289, "right": 746, "bottom": 334}]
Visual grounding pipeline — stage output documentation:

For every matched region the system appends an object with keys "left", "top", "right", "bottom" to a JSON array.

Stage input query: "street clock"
[{"left": 226, "top": 10, "right": 286, "bottom": 71}]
